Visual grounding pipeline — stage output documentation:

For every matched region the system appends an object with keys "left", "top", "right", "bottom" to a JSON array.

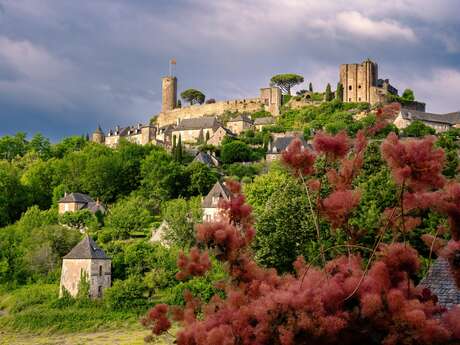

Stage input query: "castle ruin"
[{"left": 339, "top": 59, "right": 398, "bottom": 105}]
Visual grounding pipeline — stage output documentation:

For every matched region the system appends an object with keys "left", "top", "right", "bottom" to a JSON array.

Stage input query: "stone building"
[
  {"left": 254, "top": 117, "right": 275, "bottom": 131},
  {"left": 171, "top": 117, "right": 222, "bottom": 143},
  {"left": 91, "top": 123, "right": 156, "bottom": 148},
  {"left": 58, "top": 193, "right": 106, "bottom": 215},
  {"left": 202, "top": 181, "right": 233, "bottom": 222},
  {"left": 60, "top": 236, "right": 111, "bottom": 299},
  {"left": 226, "top": 115, "right": 254, "bottom": 135},
  {"left": 339, "top": 59, "right": 398, "bottom": 105},
  {"left": 193, "top": 151, "right": 219, "bottom": 167},
  {"left": 393, "top": 108, "right": 460, "bottom": 133},
  {"left": 207, "top": 126, "right": 235, "bottom": 146},
  {"left": 155, "top": 75, "right": 282, "bottom": 127},
  {"left": 266, "top": 135, "right": 310, "bottom": 162},
  {"left": 419, "top": 257, "right": 460, "bottom": 309}
]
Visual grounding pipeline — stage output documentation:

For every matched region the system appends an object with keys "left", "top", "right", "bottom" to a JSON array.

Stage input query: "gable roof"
[
  {"left": 400, "top": 108, "right": 460, "bottom": 125},
  {"left": 228, "top": 114, "right": 253, "bottom": 123},
  {"left": 254, "top": 117, "right": 275, "bottom": 125},
  {"left": 175, "top": 117, "right": 221, "bottom": 130},
  {"left": 267, "top": 136, "right": 310, "bottom": 154},
  {"left": 63, "top": 236, "right": 109, "bottom": 260},
  {"left": 59, "top": 193, "right": 94, "bottom": 204},
  {"left": 193, "top": 151, "right": 219, "bottom": 167},
  {"left": 419, "top": 257, "right": 460, "bottom": 309},
  {"left": 202, "top": 181, "right": 233, "bottom": 208}
]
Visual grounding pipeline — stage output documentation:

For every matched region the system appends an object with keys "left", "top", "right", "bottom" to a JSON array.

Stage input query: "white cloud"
[
  {"left": 412, "top": 68, "right": 460, "bottom": 113},
  {"left": 336, "top": 11, "right": 417, "bottom": 42}
]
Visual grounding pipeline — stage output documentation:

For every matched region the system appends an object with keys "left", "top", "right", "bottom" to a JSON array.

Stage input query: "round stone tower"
[
  {"left": 91, "top": 125, "right": 105, "bottom": 144},
  {"left": 161, "top": 76, "right": 177, "bottom": 113}
]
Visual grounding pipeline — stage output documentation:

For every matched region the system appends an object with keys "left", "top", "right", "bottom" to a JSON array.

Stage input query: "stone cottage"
[
  {"left": 254, "top": 117, "right": 275, "bottom": 131},
  {"left": 60, "top": 236, "right": 111, "bottom": 299},
  {"left": 266, "top": 135, "right": 311, "bottom": 162},
  {"left": 207, "top": 126, "right": 235, "bottom": 146},
  {"left": 226, "top": 115, "right": 254, "bottom": 135},
  {"left": 193, "top": 151, "right": 219, "bottom": 168},
  {"left": 393, "top": 108, "right": 460, "bottom": 133},
  {"left": 171, "top": 117, "right": 222, "bottom": 143},
  {"left": 58, "top": 192, "right": 106, "bottom": 215},
  {"left": 202, "top": 181, "right": 233, "bottom": 222}
]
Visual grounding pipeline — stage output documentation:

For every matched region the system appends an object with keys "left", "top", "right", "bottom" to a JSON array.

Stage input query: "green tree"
[
  {"left": 20, "top": 159, "right": 56, "bottom": 210},
  {"left": 402, "top": 120, "right": 436, "bottom": 137},
  {"left": 220, "top": 140, "right": 252, "bottom": 164},
  {"left": 401, "top": 88, "right": 415, "bottom": 102},
  {"left": 309, "top": 82, "right": 313, "bottom": 92},
  {"left": 161, "top": 196, "right": 203, "bottom": 248},
  {"left": 0, "top": 132, "right": 28, "bottom": 161},
  {"left": 336, "top": 82, "right": 344, "bottom": 101},
  {"left": 254, "top": 177, "right": 316, "bottom": 272},
  {"left": 324, "top": 83, "right": 333, "bottom": 101},
  {"left": 270, "top": 74, "right": 304, "bottom": 95},
  {"left": 28, "top": 133, "right": 51, "bottom": 160},
  {"left": 180, "top": 89, "right": 206, "bottom": 105},
  {"left": 141, "top": 150, "right": 187, "bottom": 200},
  {"left": 51, "top": 136, "right": 88, "bottom": 158},
  {"left": 105, "top": 195, "right": 154, "bottom": 239},
  {"left": 176, "top": 135, "right": 183, "bottom": 162},
  {"left": 0, "top": 161, "right": 28, "bottom": 226},
  {"left": 185, "top": 161, "right": 219, "bottom": 196}
]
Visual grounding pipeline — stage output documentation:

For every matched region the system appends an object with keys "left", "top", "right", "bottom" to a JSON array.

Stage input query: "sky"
[{"left": 0, "top": 0, "right": 459, "bottom": 141}]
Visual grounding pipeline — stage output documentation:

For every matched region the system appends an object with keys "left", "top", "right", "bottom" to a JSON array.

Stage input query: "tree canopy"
[
  {"left": 180, "top": 89, "right": 206, "bottom": 105},
  {"left": 401, "top": 88, "right": 415, "bottom": 102},
  {"left": 270, "top": 74, "right": 304, "bottom": 95}
]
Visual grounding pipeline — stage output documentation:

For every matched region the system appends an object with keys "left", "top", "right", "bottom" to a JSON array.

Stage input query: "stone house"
[
  {"left": 193, "top": 151, "right": 219, "bottom": 167},
  {"left": 171, "top": 117, "right": 222, "bottom": 143},
  {"left": 254, "top": 117, "right": 275, "bottom": 131},
  {"left": 202, "top": 181, "right": 233, "bottom": 222},
  {"left": 60, "top": 236, "right": 111, "bottom": 299},
  {"left": 226, "top": 115, "right": 254, "bottom": 135},
  {"left": 266, "top": 135, "right": 310, "bottom": 162},
  {"left": 58, "top": 193, "right": 106, "bottom": 215},
  {"left": 419, "top": 257, "right": 460, "bottom": 309},
  {"left": 207, "top": 126, "right": 235, "bottom": 146},
  {"left": 91, "top": 123, "right": 156, "bottom": 148},
  {"left": 393, "top": 108, "right": 460, "bottom": 133}
]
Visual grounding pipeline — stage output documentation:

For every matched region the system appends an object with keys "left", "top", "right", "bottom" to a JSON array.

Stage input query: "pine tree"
[
  {"left": 308, "top": 82, "right": 313, "bottom": 92},
  {"left": 205, "top": 131, "right": 210, "bottom": 143},
  {"left": 325, "top": 83, "right": 333, "bottom": 101},
  {"left": 336, "top": 82, "right": 344, "bottom": 102}
]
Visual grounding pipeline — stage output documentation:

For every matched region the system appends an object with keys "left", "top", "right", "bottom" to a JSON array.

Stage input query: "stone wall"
[
  {"left": 156, "top": 98, "right": 264, "bottom": 127},
  {"left": 60, "top": 258, "right": 111, "bottom": 299}
]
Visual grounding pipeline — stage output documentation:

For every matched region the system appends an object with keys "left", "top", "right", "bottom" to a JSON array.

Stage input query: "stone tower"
[
  {"left": 340, "top": 59, "right": 378, "bottom": 103},
  {"left": 60, "top": 236, "right": 111, "bottom": 299},
  {"left": 91, "top": 125, "right": 105, "bottom": 144},
  {"left": 161, "top": 76, "right": 177, "bottom": 112}
]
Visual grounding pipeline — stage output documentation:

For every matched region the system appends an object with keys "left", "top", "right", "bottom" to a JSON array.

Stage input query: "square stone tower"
[
  {"left": 340, "top": 59, "right": 378, "bottom": 103},
  {"left": 161, "top": 76, "right": 177, "bottom": 113},
  {"left": 60, "top": 236, "right": 111, "bottom": 299}
]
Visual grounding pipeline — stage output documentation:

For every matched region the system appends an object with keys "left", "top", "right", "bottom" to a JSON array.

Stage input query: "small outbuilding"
[
  {"left": 58, "top": 192, "right": 106, "bottom": 215},
  {"left": 202, "top": 181, "right": 233, "bottom": 222},
  {"left": 59, "top": 236, "right": 111, "bottom": 299}
]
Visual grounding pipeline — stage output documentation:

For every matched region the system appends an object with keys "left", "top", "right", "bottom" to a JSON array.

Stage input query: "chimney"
[{"left": 176, "top": 118, "right": 180, "bottom": 126}]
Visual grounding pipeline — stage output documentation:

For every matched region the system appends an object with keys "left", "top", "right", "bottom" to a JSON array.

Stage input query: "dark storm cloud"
[{"left": 0, "top": 0, "right": 459, "bottom": 140}]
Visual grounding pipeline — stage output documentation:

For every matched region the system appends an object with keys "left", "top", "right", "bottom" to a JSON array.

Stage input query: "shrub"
[
  {"left": 220, "top": 140, "right": 252, "bottom": 164},
  {"left": 104, "top": 276, "right": 149, "bottom": 311}
]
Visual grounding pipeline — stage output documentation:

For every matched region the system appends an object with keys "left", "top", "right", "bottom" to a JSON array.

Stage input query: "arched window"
[{"left": 99, "top": 265, "right": 103, "bottom": 277}]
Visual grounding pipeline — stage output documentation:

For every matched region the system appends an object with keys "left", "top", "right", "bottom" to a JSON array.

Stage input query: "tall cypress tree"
[
  {"left": 177, "top": 134, "right": 183, "bottom": 162},
  {"left": 336, "top": 82, "right": 344, "bottom": 102},
  {"left": 325, "top": 83, "right": 333, "bottom": 102},
  {"left": 172, "top": 135, "right": 177, "bottom": 160},
  {"left": 308, "top": 82, "right": 313, "bottom": 92}
]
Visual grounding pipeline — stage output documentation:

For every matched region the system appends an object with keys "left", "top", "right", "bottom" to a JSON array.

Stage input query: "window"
[
  {"left": 99, "top": 265, "right": 103, "bottom": 277},
  {"left": 358, "top": 97, "right": 361, "bottom": 101},
  {"left": 358, "top": 85, "right": 362, "bottom": 89},
  {"left": 349, "top": 98, "right": 352, "bottom": 102},
  {"left": 349, "top": 85, "right": 352, "bottom": 90},
  {"left": 64, "top": 203, "right": 69, "bottom": 212},
  {"left": 98, "top": 286, "right": 102, "bottom": 298}
]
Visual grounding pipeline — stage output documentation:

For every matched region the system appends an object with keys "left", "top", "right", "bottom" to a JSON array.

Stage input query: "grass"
[{"left": 0, "top": 284, "right": 141, "bottom": 334}]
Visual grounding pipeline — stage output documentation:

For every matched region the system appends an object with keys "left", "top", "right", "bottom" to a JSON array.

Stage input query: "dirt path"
[{"left": 0, "top": 329, "right": 173, "bottom": 345}]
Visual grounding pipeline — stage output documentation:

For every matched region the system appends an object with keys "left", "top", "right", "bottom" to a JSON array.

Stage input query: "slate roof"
[
  {"left": 267, "top": 136, "right": 310, "bottom": 154},
  {"left": 86, "top": 202, "right": 106, "bottom": 214},
  {"left": 176, "top": 117, "right": 221, "bottom": 130},
  {"left": 59, "top": 193, "right": 94, "bottom": 204},
  {"left": 400, "top": 108, "right": 460, "bottom": 125},
  {"left": 95, "top": 125, "right": 103, "bottom": 134},
  {"left": 419, "top": 257, "right": 460, "bottom": 309},
  {"left": 254, "top": 117, "right": 275, "bottom": 125},
  {"left": 228, "top": 114, "right": 253, "bottom": 123},
  {"left": 193, "top": 151, "right": 219, "bottom": 167},
  {"left": 63, "top": 236, "right": 109, "bottom": 260},
  {"left": 202, "top": 181, "right": 233, "bottom": 208}
]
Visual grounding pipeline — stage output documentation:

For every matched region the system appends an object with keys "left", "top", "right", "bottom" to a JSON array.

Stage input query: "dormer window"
[{"left": 349, "top": 85, "right": 352, "bottom": 90}]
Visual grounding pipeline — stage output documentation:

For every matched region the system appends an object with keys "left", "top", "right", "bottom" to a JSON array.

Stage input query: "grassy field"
[{"left": 0, "top": 328, "right": 173, "bottom": 345}]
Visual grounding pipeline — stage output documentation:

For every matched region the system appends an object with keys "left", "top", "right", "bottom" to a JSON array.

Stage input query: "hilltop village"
[
  {"left": 2, "top": 59, "right": 460, "bottom": 341},
  {"left": 91, "top": 59, "right": 460, "bottom": 151}
]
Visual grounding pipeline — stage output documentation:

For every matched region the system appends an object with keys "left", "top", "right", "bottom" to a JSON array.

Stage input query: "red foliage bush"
[{"left": 144, "top": 130, "right": 460, "bottom": 345}]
